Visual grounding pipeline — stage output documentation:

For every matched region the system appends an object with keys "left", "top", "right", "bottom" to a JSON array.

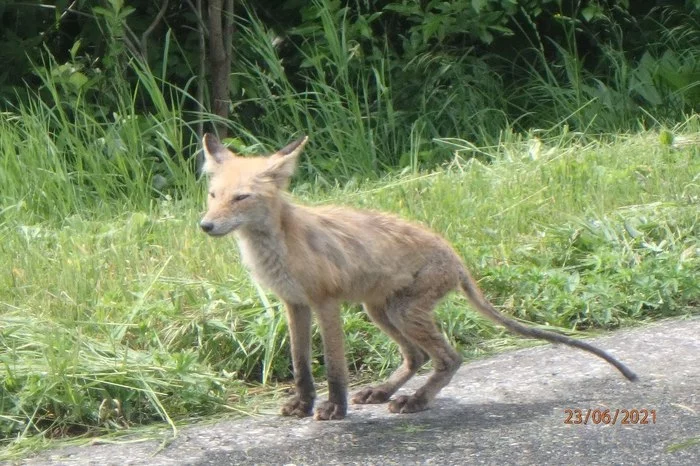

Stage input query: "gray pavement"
[{"left": 23, "top": 317, "right": 700, "bottom": 465}]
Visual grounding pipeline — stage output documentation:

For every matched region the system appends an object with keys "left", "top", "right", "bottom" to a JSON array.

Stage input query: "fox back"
[{"left": 199, "top": 134, "right": 462, "bottom": 306}]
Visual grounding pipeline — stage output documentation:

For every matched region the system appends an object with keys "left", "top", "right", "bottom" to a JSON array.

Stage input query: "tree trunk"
[
  {"left": 207, "top": 0, "right": 234, "bottom": 138},
  {"left": 194, "top": 0, "right": 207, "bottom": 174}
]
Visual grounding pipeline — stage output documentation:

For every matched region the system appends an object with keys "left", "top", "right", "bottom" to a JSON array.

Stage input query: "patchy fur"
[{"left": 199, "top": 134, "right": 638, "bottom": 421}]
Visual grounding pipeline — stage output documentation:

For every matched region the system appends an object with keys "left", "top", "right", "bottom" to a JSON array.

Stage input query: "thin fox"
[{"left": 199, "top": 134, "right": 638, "bottom": 421}]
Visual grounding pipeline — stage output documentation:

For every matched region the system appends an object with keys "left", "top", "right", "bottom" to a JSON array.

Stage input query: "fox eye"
[{"left": 233, "top": 194, "right": 250, "bottom": 202}]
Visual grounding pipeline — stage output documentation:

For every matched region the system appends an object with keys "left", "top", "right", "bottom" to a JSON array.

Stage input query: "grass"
[
  {"left": 221, "top": 1, "right": 700, "bottom": 178},
  {"left": 1, "top": 116, "right": 699, "bottom": 459}
]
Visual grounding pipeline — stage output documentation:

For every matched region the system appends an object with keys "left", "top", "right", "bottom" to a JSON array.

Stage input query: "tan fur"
[{"left": 200, "top": 134, "right": 637, "bottom": 421}]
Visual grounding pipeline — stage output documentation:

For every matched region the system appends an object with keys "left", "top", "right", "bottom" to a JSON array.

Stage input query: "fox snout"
[
  {"left": 199, "top": 219, "right": 229, "bottom": 236},
  {"left": 199, "top": 217, "right": 241, "bottom": 236},
  {"left": 200, "top": 220, "right": 215, "bottom": 234}
]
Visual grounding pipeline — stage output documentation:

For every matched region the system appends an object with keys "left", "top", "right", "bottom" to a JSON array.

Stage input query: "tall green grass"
[
  {"left": 220, "top": 1, "right": 515, "bottom": 178},
  {"left": 0, "top": 53, "right": 196, "bottom": 225},
  {"left": 219, "top": 1, "right": 699, "bottom": 177},
  {"left": 222, "top": 4, "right": 393, "bottom": 178},
  {"left": 509, "top": 6, "right": 700, "bottom": 133}
]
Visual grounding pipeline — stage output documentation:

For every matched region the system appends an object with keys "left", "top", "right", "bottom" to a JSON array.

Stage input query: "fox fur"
[{"left": 199, "top": 134, "right": 637, "bottom": 421}]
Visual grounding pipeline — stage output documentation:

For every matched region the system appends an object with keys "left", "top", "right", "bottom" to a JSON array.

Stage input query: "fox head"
[{"left": 199, "top": 134, "right": 308, "bottom": 236}]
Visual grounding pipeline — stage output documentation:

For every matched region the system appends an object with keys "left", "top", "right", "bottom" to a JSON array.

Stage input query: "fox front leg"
[
  {"left": 313, "top": 300, "right": 348, "bottom": 420},
  {"left": 280, "top": 302, "right": 316, "bottom": 418}
]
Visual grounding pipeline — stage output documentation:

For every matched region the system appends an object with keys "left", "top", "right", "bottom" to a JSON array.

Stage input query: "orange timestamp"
[{"left": 564, "top": 408, "right": 657, "bottom": 425}]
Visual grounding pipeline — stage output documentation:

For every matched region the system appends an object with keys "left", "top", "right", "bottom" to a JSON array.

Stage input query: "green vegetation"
[
  {"left": 0, "top": 0, "right": 699, "bottom": 460},
  {"left": 2, "top": 1, "right": 699, "bottom": 175},
  {"left": 1, "top": 115, "right": 698, "bottom": 457}
]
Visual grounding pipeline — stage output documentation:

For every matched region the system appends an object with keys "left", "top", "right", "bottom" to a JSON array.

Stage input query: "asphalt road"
[{"left": 24, "top": 317, "right": 700, "bottom": 465}]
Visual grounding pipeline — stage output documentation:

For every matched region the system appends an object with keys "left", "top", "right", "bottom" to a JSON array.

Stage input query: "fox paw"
[
  {"left": 313, "top": 400, "right": 347, "bottom": 420},
  {"left": 351, "top": 387, "right": 391, "bottom": 404},
  {"left": 388, "top": 394, "right": 429, "bottom": 414},
  {"left": 280, "top": 396, "right": 314, "bottom": 418}
]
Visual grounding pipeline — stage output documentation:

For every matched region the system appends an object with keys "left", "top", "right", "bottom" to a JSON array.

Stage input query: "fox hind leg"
[
  {"left": 388, "top": 295, "right": 462, "bottom": 414},
  {"left": 384, "top": 261, "right": 462, "bottom": 413},
  {"left": 351, "top": 302, "right": 429, "bottom": 405},
  {"left": 355, "top": 259, "right": 462, "bottom": 413}
]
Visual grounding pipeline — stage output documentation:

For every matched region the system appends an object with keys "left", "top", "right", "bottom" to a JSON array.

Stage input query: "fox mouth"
[
  {"left": 200, "top": 220, "right": 241, "bottom": 236},
  {"left": 204, "top": 229, "right": 229, "bottom": 237}
]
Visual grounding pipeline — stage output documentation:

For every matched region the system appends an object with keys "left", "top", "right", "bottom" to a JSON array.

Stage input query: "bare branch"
[
  {"left": 121, "top": 24, "right": 142, "bottom": 58},
  {"left": 196, "top": 0, "right": 206, "bottom": 173},
  {"left": 184, "top": 0, "right": 208, "bottom": 36},
  {"left": 141, "top": 0, "right": 170, "bottom": 58}
]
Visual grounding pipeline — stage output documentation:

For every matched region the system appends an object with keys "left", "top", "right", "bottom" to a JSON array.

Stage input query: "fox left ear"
[
  {"left": 260, "top": 136, "right": 308, "bottom": 188},
  {"left": 202, "top": 133, "right": 232, "bottom": 172}
]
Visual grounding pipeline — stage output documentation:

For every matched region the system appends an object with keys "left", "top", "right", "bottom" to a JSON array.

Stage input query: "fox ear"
[
  {"left": 260, "top": 136, "right": 308, "bottom": 188},
  {"left": 272, "top": 136, "right": 309, "bottom": 159},
  {"left": 202, "top": 133, "right": 232, "bottom": 172}
]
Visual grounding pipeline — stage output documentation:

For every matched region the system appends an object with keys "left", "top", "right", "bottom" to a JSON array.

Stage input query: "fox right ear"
[
  {"left": 202, "top": 133, "right": 231, "bottom": 171},
  {"left": 257, "top": 136, "right": 308, "bottom": 189},
  {"left": 272, "top": 136, "right": 308, "bottom": 159}
]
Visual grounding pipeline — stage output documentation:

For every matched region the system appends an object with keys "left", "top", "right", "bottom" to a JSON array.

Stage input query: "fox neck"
[
  {"left": 234, "top": 197, "right": 306, "bottom": 303},
  {"left": 237, "top": 194, "right": 293, "bottom": 243}
]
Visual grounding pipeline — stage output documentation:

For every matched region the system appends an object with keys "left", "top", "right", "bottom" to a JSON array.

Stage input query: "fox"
[{"left": 199, "top": 133, "right": 638, "bottom": 421}]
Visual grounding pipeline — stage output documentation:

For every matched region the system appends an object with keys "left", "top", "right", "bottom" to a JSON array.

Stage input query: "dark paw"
[
  {"left": 351, "top": 387, "right": 391, "bottom": 404},
  {"left": 388, "top": 394, "right": 429, "bottom": 414},
  {"left": 313, "top": 400, "right": 347, "bottom": 420},
  {"left": 280, "top": 396, "right": 314, "bottom": 418}
]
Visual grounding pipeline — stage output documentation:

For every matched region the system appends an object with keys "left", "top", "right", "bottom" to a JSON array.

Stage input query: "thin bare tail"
[{"left": 458, "top": 268, "right": 638, "bottom": 382}]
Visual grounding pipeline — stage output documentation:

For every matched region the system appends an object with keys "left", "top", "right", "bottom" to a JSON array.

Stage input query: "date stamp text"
[{"left": 564, "top": 408, "right": 657, "bottom": 425}]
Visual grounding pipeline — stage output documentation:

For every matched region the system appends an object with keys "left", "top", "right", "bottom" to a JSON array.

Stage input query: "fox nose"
[{"left": 200, "top": 221, "right": 215, "bottom": 233}]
